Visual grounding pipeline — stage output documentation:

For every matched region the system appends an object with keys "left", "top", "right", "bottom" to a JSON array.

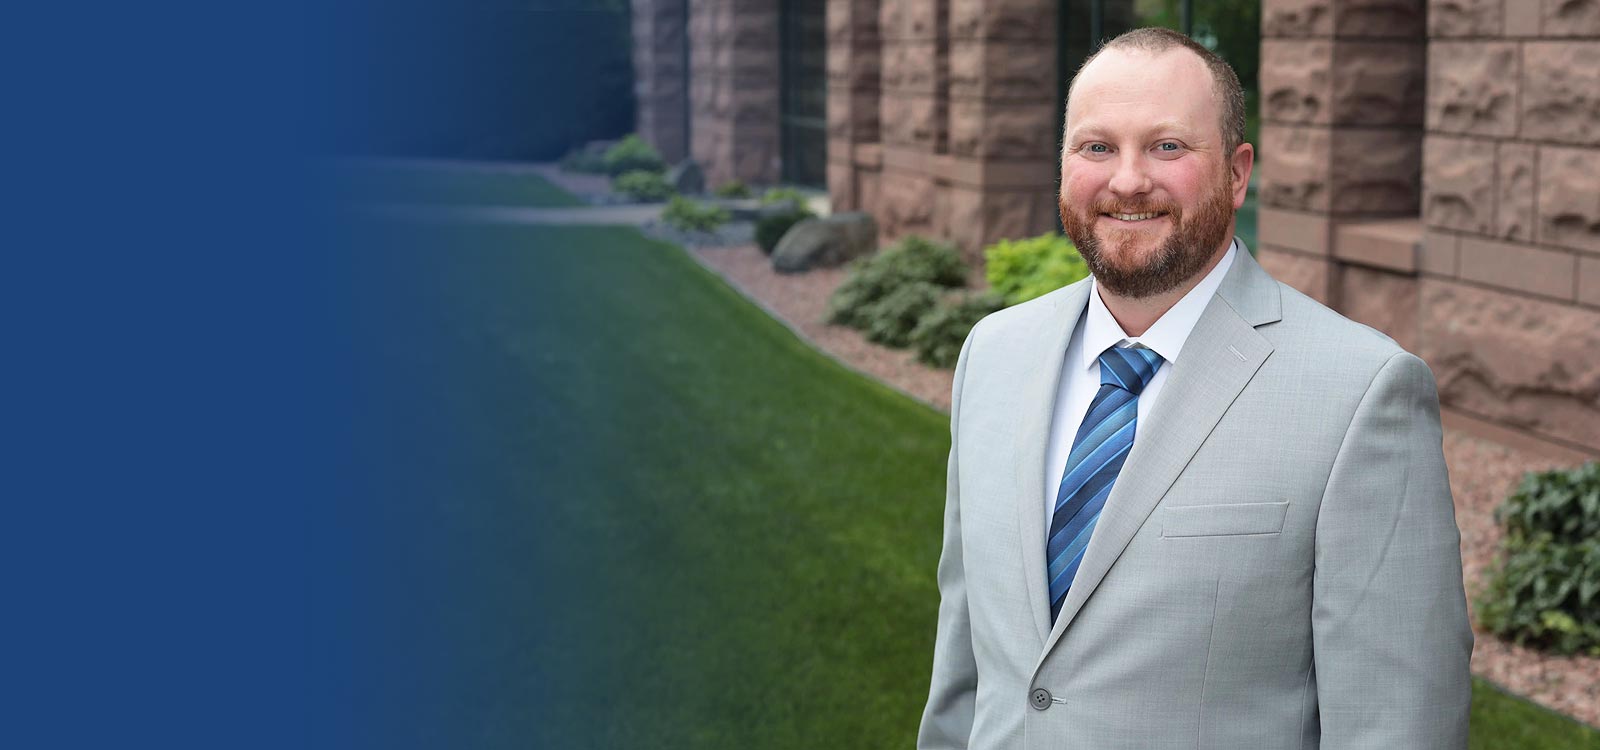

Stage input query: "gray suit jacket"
[{"left": 918, "top": 240, "right": 1473, "bottom": 749}]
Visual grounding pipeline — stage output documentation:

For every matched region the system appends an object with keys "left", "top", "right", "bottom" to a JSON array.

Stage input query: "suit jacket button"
[{"left": 1030, "top": 688, "right": 1051, "bottom": 710}]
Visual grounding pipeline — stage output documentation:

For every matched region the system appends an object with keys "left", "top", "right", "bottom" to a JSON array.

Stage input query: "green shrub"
[
  {"left": 862, "top": 281, "right": 943, "bottom": 349},
  {"left": 826, "top": 235, "right": 968, "bottom": 332},
  {"left": 826, "top": 260, "right": 897, "bottom": 329},
  {"left": 760, "top": 187, "right": 808, "bottom": 208},
  {"left": 713, "top": 180, "right": 752, "bottom": 199},
  {"left": 879, "top": 235, "right": 969, "bottom": 288},
  {"left": 984, "top": 232, "right": 1091, "bottom": 306},
  {"left": 911, "top": 291, "right": 1006, "bottom": 368},
  {"left": 755, "top": 209, "right": 816, "bottom": 255},
  {"left": 613, "top": 169, "right": 675, "bottom": 202},
  {"left": 602, "top": 134, "right": 666, "bottom": 177},
  {"left": 1477, "top": 462, "right": 1600, "bottom": 656},
  {"left": 661, "top": 196, "right": 731, "bottom": 233}
]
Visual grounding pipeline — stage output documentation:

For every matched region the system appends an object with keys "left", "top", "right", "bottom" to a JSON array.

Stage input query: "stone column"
[
  {"left": 875, "top": 0, "right": 948, "bottom": 244},
  {"left": 632, "top": 0, "right": 689, "bottom": 163},
  {"left": 1257, "top": 0, "right": 1427, "bottom": 322},
  {"left": 825, "top": 0, "right": 1058, "bottom": 266},
  {"left": 688, "top": 0, "right": 781, "bottom": 187},
  {"left": 942, "top": 0, "right": 1060, "bottom": 265},
  {"left": 825, "top": 0, "right": 882, "bottom": 214},
  {"left": 1415, "top": 0, "right": 1600, "bottom": 455}
]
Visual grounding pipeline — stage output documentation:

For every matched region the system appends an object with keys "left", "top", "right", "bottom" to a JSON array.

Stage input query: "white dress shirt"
[{"left": 1043, "top": 239, "right": 1238, "bottom": 527}]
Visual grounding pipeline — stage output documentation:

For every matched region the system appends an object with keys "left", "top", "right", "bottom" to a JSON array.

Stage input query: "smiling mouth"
[{"left": 1102, "top": 212, "right": 1167, "bottom": 222}]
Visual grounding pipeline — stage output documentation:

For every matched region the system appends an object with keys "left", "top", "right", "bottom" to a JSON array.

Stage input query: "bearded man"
[{"left": 917, "top": 27, "right": 1472, "bottom": 750}]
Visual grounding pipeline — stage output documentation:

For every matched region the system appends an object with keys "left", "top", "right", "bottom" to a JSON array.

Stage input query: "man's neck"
[{"left": 1100, "top": 239, "right": 1231, "bottom": 337}]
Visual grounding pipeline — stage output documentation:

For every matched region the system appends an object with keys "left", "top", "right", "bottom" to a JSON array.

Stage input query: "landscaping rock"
[
  {"left": 771, "top": 212, "right": 878, "bottom": 274},
  {"left": 666, "top": 160, "right": 705, "bottom": 195}
]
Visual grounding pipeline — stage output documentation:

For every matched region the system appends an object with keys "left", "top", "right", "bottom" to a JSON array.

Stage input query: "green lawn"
[
  {"left": 330, "top": 160, "right": 583, "bottom": 208},
  {"left": 341, "top": 174, "right": 1598, "bottom": 748},
  {"left": 1472, "top": 677, "right": 1600, "bottom": 749}
]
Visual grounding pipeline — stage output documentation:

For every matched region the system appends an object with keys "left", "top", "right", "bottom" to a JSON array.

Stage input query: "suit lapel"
[
  {"left": 1012, "top": 280, "right": 1092, "bottom": 645},
  {"left": 1036, "top": 241, "right": 1283, "bottom": 658}
]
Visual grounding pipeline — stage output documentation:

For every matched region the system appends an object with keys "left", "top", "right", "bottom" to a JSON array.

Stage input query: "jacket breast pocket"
[{"left": 1160, "top": 501, "right": 1289, "bottom": 538}]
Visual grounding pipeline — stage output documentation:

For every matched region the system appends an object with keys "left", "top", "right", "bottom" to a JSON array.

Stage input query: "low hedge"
[
  {"left": 911, "top": 291, "right": 1006, "bottom": 368},
  {"left": 826, "top": 235, "right": 967, "bottom": 330},
  {"left": 661, "top": 196, "right": 730, "bottom": 232},
  {"left": 713, "top": 180, "right": 752, "bottom": 199},
  {"left": 613, "top": 170, "right": 674, "bottom": 202},
  {"left": 759, "top": 187, "right": 807, "bottom": 207},
  {"left": 1477, "top": 462, "right": 1600, "bottom": 656},
  {"left": 862, "top": 281, "right": 943, "bottom": 348}
]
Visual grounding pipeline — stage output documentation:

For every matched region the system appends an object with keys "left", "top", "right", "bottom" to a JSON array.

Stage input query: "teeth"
[{"left": 1111, "top": 212, "right": 1159, "bottom": 221}]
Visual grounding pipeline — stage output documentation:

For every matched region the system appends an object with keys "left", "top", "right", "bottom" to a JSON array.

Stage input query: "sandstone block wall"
[
  {"left": 828, "top": 0, "right": 1059, "bottom": 267},
  {"left": 825, "top": 0, "right": 882, "bottom": 210},
  {"left": 631, "top": 0, "right": 783, "bottom": 184},
  {"left": 1259, "top": 0, "right": 1600, "bottom": 456},
  {"left": 1417, "top": 1, "right": 1600, "bottom": 454},
  {"left": 685, "top": 0, "right": 781, "bottom": 186},
  {"left": 645, "top": 0, "right": 1063, "bottom": 264},
  {"left": 1257, "top": 0, "right": 1426, "bottom": 314}
]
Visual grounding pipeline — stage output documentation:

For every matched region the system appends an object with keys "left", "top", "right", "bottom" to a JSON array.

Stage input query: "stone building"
[{"left": 631, "top": 0, "right": 1600, "bottom": 459}]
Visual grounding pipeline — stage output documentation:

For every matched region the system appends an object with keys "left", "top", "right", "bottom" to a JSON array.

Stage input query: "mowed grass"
[
  {"left": 345, "top": 217, "right": 951, "bottom": 748},
  {"left": 1472, "top": 677, "right": 1600, "bottom": 749},
  {"left": 330, "top": 160, "right": 584, "bottom": 208},
  {"left": 339, "top": 170, "right": 1599, "bottom": 747}
]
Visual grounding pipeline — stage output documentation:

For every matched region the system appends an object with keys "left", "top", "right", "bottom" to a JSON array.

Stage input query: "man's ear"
[{"left": 1230, "top": 143, "right": 1255, "bottom": 211}]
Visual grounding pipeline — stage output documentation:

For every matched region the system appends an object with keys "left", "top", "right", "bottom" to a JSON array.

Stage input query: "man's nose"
[{"left": 1107, "top": 153, "right": 1153, "bottom": 198}]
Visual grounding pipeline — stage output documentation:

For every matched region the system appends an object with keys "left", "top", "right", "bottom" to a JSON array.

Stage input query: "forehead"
[{"left": 1066, "top": 47, "right": 1219, "bottom": 140}]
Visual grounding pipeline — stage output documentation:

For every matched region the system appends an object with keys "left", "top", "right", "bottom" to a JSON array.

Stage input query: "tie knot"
[{"left": 1098, "top": 346, "right": 1165, "bottom": 395}]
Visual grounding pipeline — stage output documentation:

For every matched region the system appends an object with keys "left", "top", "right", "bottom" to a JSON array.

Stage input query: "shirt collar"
[{"left": 1079, "top": 238, "right": 1238, "bottom": 372}]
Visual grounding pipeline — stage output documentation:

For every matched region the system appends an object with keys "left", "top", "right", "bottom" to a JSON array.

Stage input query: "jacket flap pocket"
[{"left": 1161, "top": 501, "right": 1289, "bottom": 538}]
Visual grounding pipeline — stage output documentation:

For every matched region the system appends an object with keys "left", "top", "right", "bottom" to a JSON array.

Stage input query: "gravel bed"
[{"left": 687, "top": 240, "right": 1599, "bottom": 728}]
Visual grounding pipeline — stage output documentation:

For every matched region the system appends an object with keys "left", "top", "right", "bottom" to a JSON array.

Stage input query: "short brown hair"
[{"left": 1066, "top": 27, "right": 1248, "bottom": 157}]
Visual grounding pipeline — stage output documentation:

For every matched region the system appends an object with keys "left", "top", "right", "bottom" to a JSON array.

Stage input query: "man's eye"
[
  {"left": 1086, "top": 144, "right": 1109, "bottom": 154},
  {"left": 1156, "top": 142, "right": 1180, "bottom": 152}
]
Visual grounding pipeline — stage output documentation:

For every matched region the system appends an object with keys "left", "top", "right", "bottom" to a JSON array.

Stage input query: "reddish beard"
[{"left": 1059, "top": 173, "right": 1235, "bottom": 299}]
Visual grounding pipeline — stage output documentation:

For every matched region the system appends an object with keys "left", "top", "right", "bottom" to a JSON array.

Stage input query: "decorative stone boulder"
[
  {"left": 666, "top": 160, "right": 705, "bottom": 195},
  {"left": 771, "top": 212, "right": 878, "bottom": 274}
]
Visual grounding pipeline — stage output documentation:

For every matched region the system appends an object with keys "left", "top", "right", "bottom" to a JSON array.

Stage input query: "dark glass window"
[{"left": 779, "top": 0, "right": 827, "bottom": 188}]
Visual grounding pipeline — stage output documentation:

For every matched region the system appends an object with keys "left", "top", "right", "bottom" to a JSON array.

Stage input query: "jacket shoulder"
[{"left": 1265, "top": 279, "right": 1423, "bottom": 379}]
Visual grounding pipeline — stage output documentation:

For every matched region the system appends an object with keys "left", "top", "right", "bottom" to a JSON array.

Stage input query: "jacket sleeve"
[
  {"left": 916, "top": 323, "right": 982, "bottom": 750},
  {"left": 1312, "top": 351, "right": 1474, "bottom": 749}
]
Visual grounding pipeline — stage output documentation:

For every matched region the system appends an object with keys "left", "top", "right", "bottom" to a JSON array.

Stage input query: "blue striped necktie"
[{"left": 1048, "top": 345, "right": 1165, "bottom": 624}]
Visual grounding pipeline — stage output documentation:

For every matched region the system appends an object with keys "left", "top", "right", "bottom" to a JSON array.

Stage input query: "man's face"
[{"left": 1058, "top": 47, "right": 1251, "bottom": 299}]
